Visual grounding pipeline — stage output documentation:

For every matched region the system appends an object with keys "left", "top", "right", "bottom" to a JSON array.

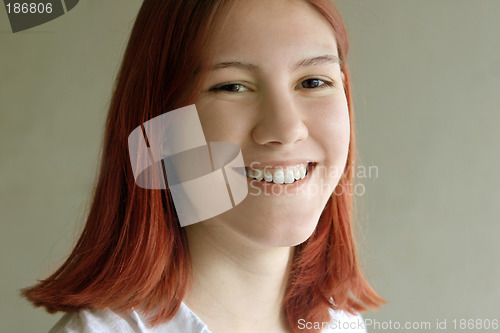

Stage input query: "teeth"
[
  {"left": 273, "top": 168, "right": 285, "bottom": 184},
  {"left": 263, "top": 169, "right": 273, "bottom": 182},
  {"left": 254, "top": 169, "right": 264, "bottom": 181},
  {"left": 293, "top": 166, "right": 301, "bottom": 180},
  {"left": 284, "top": 168, "right": 295, "bottom": 183},
  {"left": 246, "top": 164, "right": 309, "bottom": 183},
  {"left": 299, "top": 166, "right": 306, "bottom": 179}
]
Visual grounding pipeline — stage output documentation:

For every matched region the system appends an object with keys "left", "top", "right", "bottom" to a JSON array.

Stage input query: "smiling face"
[{"left": 192, "top": 0, "right": 350, "bottom": 246}]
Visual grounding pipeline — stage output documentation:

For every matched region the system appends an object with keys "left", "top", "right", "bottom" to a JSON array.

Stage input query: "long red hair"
[{"left": 22, "top": 1, "right": 384, "bottom": 332}]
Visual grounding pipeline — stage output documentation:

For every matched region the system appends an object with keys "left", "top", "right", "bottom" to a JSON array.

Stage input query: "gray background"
[{"left": 1, "top": 1, "right": 499, "bottom": 332}]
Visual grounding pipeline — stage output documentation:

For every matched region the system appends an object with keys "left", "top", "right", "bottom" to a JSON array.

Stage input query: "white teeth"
[
  {"left": 246, "top": 164, "right": 309, "bottom": 183},
  {"left": 293, "top": 166, "right": 301, "bottom": 180},
  {"left": 299, "top": 166, "right": 306, "bottom": 179},
  {"left": 254, "top": 169, "right": 264, "bottom": 181},
  {"left": 284, "top": 168, "right": 295, "bottom": 183},
  {"left": 263, "top": 169, "right": 273, "bottom": 182},
  {"left": 272, "top": 169, "right": 285, "bottom": 184}
]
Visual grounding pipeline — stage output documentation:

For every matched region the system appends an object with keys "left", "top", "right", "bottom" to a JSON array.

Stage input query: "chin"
[
  {"left": 232, "top": 209, "right": 323, "bottom": 248},
  {"left": 208, "top": 185, "right": 331, "bottom": 248}
]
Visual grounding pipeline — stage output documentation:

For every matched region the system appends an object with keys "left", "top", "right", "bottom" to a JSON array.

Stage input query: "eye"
[
  {"left": 300, "top": 78, "right": 334, "bottom": 89},
  {"left": 209, "top": 83, "right": 250, "bottom": 93}
]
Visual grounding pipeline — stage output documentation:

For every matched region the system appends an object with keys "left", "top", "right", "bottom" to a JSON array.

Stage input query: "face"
[{"left": 193, "top": 0, "right": 350, "bottom": 246}]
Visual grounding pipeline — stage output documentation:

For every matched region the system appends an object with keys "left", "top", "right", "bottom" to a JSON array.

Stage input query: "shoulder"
[
  {"left": 322, "top": 308, "right": 367, "bottom": 333},
  {"left": 48, "top": 308, "right": 148, "bottom": 333},
  {"left": 48, "top": 303, "right": 210, "bottom": 333}
]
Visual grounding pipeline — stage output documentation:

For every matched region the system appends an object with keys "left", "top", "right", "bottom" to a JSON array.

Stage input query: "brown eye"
[
  {"left": 301, "top": 78, "right": 333, "bottom": 89},
  {"left": 210, "top": 83, "right": 249, "bottom": 93}
]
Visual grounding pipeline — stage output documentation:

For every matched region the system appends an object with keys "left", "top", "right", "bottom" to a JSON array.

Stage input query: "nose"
[{"left": 251, "top": 90, "right": 308, "bottom": 146}]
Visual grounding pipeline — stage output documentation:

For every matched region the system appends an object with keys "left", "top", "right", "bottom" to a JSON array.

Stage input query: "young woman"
[{"left": 23, "top": 0, "right": 384, "bottom": 332}]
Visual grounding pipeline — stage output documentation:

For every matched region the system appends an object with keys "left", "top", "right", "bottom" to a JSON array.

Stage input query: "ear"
[{"left": 341, "top": 71, "right": 346, "bottom": 83}]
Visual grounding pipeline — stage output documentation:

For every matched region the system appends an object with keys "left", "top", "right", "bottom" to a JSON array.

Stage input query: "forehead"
[{"left": 210, "top": 0, "right": 339, "bottom": 66}]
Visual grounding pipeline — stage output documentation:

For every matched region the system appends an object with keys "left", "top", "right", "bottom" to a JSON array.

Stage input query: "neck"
[{"left": 183, "top": 222, "right": 294, "bottom": 333}]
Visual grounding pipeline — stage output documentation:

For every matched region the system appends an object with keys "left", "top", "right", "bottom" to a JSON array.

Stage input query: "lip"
[
  {"left": 246, "top": 162, "right": 317, "bottom": 195},
  {"left": 245, "top": 159, "right": 314, "bottom": 171}
]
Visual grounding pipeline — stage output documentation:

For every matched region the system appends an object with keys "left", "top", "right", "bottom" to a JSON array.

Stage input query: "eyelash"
[
  {"left": 209, "top": 83, "right": 249, "bottom": 93},
  {"left": 299, "top": 78, "right": 335, "bottom": 90},
  {"left": 209, "top": 78, "right": 334, "bottom": 93}
]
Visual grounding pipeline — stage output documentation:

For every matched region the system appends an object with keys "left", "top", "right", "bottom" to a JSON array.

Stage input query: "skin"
[{"left": 183, "top": 0, "right": 350, "bottom": 332}]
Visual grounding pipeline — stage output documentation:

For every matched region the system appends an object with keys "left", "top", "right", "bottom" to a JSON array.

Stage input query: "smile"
[{"left": 245, "top": 162, "right": 316, "bottom": 184}]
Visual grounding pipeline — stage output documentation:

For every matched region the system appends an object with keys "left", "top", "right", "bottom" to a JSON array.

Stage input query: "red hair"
[{"left": 22, "top": 0, "right": 384, "bottom": 332}]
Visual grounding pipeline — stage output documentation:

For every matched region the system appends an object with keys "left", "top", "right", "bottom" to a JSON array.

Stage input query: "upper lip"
[{"left": 244, "top": 160, "right": 316, "bottom": 169}]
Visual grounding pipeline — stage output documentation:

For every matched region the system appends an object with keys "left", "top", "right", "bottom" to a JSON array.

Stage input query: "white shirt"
[{"left": 49, "top": 301, "right": 367, "bottom": 333}]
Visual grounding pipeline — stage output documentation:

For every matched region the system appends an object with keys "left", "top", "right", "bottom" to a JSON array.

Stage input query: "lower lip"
[{"left": 246, "top": 163, "right": 316, "bottom": 195}]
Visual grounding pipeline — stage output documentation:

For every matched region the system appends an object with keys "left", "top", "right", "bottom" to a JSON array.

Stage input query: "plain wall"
[{"left": 1, "top": 1, "right": 499, "bottom": 332}]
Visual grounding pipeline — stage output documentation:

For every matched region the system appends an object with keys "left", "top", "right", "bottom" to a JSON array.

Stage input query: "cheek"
[
  {"left": 308, "top": 96, "right": 350, "bottom": 158},
  {"left": 196, "top": 102, "right": 251, "bottom": 144}
]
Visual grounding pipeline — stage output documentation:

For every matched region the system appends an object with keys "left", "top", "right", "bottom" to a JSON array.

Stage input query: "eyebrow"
[{"left": 209, "top": 54, "right": 341, "bottom": 73}]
